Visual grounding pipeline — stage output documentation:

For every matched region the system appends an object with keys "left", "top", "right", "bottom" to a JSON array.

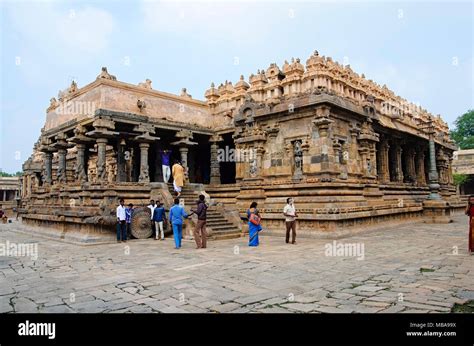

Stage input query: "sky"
[{"left": 0, "top": 0, "right": 473, "bottom": 174}]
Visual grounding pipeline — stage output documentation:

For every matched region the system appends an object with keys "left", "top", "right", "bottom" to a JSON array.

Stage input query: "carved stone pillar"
[
  {"left": 436, "top": 149, "right": 449, "bottom": 186},
  {"left": 86, "top": 116, "right": 119, "bottom": 183},
  {"left": 209, "top": 134, "right": 223, "bottom": 185},
  {"left": 53, "top": 132, "right": 69, "bottom": 185},
  {"left": 43, "top": 152, "right": 53, "bottom": 185},
  {"left": 69, "top": 124, "right": 92, "bottom": 184},
  {"left": 235, "top": 143, "right": 244, "bottom": 182},
  {"left": 415, "top": 149, "right": 426, "bottom": 185},
  {"left": 427, "top": 138, "right": 440, "bottom": 199},
  {"left": 312, "top": 106, "right": 335, "bottom": 178},
  {"left": 75, "top": 144, "right": 87, "bottom": 183},
  {"left": 357, "top": 120, "right": 379, "bottom": 179},
  {"left": 96, "top": 138, "right": 107, "bottom": 182},
  {"left": 117, "top": 139, "right": 127, "bottom": 182},
  {"left": 178, "top": 147, "right": 189, "bottom": 181},
  {"left": 251, "top": 145, "right": 265, "bottom": 179},
  {"left": 139, "top": 142, "right": 150, "bottom": 182},
  {"left": 404, "top": 147, "right": 416, "bottom": 183},
  {"left": 171, "top": 129, "right": 197, "bottom": 182},
  {"left": 394, "top": 144, "right": 404, "bottom": 182},
  {"left": 379, "top": 139, "right": 390, "bottom": 183},
  {"left": 57, "top": 148, "right": 67, "bottom": 184},
  {"left": 348, "top": 125, "right": 360, "bottom": 175},
  {"left": 133, "top": 123, "right": 160, "bottom": 183},
  {"left": 447, "top": 155, "right": 454, "bottom": 185}
]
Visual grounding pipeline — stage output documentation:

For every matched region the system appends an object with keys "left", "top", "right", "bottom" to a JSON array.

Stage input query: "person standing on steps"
[
  {"left": 283, "top": 197, "right": 298, "bottom": 244},
  {"left": 172, "top": 160, "right": 185, "bottom": 197},
  {"left": 169, "top": 198, "right": 188, "bottom": 249},
  {"left": 153, "top": 201, "right": 166, "bottom": 240},
  {"left": 190, "top": 194, "right": 208, "bottom": 249},
  {"left": 116, "top": 198, "right": 127, "bottom": 243},
  {"left": 160, "top": 149, "right": 172, "bottom": 183}
]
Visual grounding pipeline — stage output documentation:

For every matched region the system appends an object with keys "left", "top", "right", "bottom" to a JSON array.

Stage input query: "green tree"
[
  {"left": 450, "top": 110, "right": 474, "bottom": 149},
  {"left": 453, "top": 173, "right": 470, "bottom": 186},
  {"left": 0, "top": 171, "right": 22, "bottom": 177}
]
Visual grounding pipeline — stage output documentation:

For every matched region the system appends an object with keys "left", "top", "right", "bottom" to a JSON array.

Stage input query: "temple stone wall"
[
  {"left": 21, "top": 58, "right": 463, "bottom": 238},
  {"left": 45, "top": 78, "right": 232, "bottom": 131}
]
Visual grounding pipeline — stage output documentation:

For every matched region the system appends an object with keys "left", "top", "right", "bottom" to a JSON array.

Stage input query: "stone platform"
[{"left": 0, "top": 214, "right": 472, "bottom": 313}]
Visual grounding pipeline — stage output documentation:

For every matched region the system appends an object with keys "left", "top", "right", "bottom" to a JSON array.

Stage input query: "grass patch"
[
  {"left": 419, "top": 268, "right": 435, "bottom": 273},
  {"left": 451, "top": 300, "right": 474, "bottom": 313}
]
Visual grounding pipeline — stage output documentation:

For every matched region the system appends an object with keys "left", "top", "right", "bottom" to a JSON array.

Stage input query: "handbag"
[{"left": 249, "top": 208, "right": 261, "bottom": 225}]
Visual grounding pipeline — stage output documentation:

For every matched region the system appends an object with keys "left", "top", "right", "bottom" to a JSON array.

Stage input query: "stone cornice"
[{"left": 47, "top": 77, "right": 208, "bottom": 114}]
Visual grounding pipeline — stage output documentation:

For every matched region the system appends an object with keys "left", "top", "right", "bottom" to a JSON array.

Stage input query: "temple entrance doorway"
[{"left": 219, "top": 133, "right": 236, "bottom": 184}]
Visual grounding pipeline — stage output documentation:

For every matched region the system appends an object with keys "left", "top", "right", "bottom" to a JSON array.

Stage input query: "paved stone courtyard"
[{"left": 0, "top": 214, "right": 473, "bottom": 314}]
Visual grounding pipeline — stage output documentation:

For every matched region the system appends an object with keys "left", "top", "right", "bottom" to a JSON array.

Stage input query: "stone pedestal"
[{"left": 423, "top": 199, "right": 452, "bottom": 223}]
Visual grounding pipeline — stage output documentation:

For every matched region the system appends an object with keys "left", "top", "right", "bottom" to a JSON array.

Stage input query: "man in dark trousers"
[
  {"left": 190, "top": 194, "right": 208, "bottom": 249},
  {"left": 116, "top": 198, "right": 127, "bottom": 243}
]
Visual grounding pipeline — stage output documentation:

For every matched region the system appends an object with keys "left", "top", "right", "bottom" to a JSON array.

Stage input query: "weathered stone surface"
[{"left": 0, "top": 214, "right": 472, "bottom": 314}]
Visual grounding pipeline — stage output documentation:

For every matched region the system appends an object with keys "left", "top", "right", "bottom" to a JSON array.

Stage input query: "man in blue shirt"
[
  {"left": 160, "top": 149, "right": 172, "bottom": 183},
  {"left": 169, "top": 198, "right": 188, "bottom": 249},
  {"left": 125, "top": 203, "right": 134, "bottom": 239},
  {"left": 153, "top": 202, "right": 166, "bottom": 241}
]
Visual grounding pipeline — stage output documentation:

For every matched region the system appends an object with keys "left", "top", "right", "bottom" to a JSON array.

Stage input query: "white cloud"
[
  {"left": 6, "top": 2, "right": 116, "bottom": 56},
  {"left": 4, "top": 2, "right": 116, "bottom": 88},
  {"left": 140, "top": 0, "right": 273, "bottom": 41}
]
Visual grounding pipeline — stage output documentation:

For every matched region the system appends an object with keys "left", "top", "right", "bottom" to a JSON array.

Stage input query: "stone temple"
[{"left": 20, "top": 51, "right": 463, "bottom": 241}]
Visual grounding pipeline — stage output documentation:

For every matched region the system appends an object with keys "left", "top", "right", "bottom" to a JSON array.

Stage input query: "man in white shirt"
[
  {"left": 283, "top": 197, "right": 298, "bottom": 244},
  {"left": 116, "top": 198, "right": 127, "bottom": 243},
  {"left": 147, "top": 199, "right": 156, "bottom": 237}
]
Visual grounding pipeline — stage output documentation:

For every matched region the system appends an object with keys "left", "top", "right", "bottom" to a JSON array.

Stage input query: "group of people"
[
  {"left": 117, "top": 195, "right": 208, "bottom": 249},
  {"left": 115, "top": 196, "right": 299, "bottom": 248},
  {"left": 159, "top": 149, "right": 185, "bottom": 197},
  {"left": 117, "top": 192, "right": 474, "bottom": 253},
  {"left": 246, "top": 198, "right": 298, "bottom": 247}
]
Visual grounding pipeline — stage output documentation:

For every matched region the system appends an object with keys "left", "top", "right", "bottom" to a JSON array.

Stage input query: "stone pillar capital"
[
  {"left": 209, "top": 134, "right": 224, "bottom": 143},
  {"left": 139, "top": 142, "right": 150, "bottom": 149}
]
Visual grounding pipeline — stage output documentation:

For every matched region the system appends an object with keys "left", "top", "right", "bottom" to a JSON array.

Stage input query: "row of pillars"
[
  {"left": 41, "top": 133, "right": 225, "bottom": 185},
  {"left": 377, "top": 139, "right": 427, "bottom": 184}
]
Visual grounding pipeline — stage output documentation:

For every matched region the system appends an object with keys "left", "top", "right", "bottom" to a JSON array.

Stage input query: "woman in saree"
[
  {"left": 465, "top": 195, "right": 474, "bottom": 254},
  {"left": 247, "top": 201, "right": 262, "bottom": 247}
]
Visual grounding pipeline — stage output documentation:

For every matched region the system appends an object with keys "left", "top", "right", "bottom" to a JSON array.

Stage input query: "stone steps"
[{"left": 167, "top": 183, "right": 242, "bottom": 240}]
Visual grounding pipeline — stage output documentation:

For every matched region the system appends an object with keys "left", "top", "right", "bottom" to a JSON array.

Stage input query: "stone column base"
[{"left": 422, "top": 199, "right": 452, "bottom": 223}]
